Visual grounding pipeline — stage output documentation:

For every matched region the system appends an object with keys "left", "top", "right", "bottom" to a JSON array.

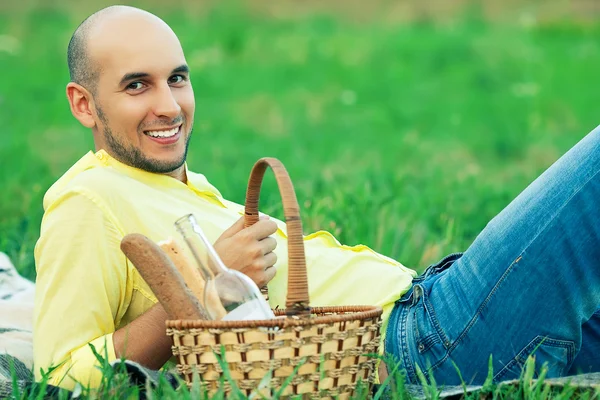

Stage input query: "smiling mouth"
[{"left": 144, "top": 125, "right": 181, "bottom": 138}]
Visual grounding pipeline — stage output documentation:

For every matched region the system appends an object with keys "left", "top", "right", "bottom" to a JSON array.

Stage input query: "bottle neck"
[{"left": 175, "top": 214, "right": 227, "bottom": 278}]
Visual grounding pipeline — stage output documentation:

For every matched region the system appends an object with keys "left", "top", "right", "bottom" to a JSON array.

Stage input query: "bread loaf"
[
  {"left": 120, "top": 233, "right": 209, "bottom": 320},
  {"left": 158, "top": 238, "right": 205, "bottom": 301},
  {"left": 159, "top": 237, "right": 227, "bottom": 319}
]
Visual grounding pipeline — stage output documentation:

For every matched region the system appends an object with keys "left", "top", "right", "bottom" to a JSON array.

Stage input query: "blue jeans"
[{"left": 385, "top": 125, "right": 600, "bottom": 385}]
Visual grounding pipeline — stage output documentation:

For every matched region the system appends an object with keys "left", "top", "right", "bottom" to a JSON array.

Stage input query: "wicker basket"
[{"left": 166, "top": 158, "right": 383, "bottom": 399}]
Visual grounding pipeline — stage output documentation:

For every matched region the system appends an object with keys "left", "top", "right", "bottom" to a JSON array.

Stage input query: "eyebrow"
[
  {"left": 119, "top": 64, "right": 190, "bottom": 86},
  {"left": 172, "top": 64, "right": 189, "bottom": 74}
]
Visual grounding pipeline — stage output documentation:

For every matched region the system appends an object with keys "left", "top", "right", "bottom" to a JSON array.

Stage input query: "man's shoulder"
[
  {"left": 68, "top": 167, "right": 135, "bottom": 198},
  {"left": 43, "top": 156, "right": 140, "bottom": 211}
]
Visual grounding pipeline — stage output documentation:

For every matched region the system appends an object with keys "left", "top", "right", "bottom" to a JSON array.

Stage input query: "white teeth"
[{"left": 145, "top": 126, "right": 179, "bottom": 138}]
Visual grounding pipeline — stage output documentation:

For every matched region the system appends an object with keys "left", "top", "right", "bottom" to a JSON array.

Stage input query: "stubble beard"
[{"left": 97, "top": 105, "right": 192, "bottom": 174}]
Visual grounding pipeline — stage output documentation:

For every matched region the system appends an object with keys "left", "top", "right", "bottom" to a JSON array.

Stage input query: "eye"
[
  {"left": 127, "top": 82, "right": 144, "bottom": 90},
  {"left": 168, "top": 74, "right": 187, "bottom": 85}
]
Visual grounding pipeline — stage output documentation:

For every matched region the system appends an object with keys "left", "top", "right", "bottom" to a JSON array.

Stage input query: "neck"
[
  {"left": 94, "top": 145, "right": 189, "bottom": 183},
  {"left": 164, "top": 165, "right": 187, "bottom": 183}
]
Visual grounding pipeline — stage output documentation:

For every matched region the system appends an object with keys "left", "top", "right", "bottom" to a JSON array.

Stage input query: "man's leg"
[
  {"left": 386, "top": 125, "right": 600, "bottom": 385},
  {"left": 567, "top": 309, "right": 600, "bottom": 375}
]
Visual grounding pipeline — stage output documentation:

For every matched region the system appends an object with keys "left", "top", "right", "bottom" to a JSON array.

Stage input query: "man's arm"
[
  {"left": 35, "top": 191, "right": 187, "bottom": 384},
  {"left": 112, "top": 303, "right": 172, "bottom": 369},
  {"left": 34, "top": 191, "right": 128, "bottom": 389}
]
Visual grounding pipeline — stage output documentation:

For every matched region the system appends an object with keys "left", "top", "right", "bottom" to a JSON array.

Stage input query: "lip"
[{"left": 143, "top": 125, "right": 182, "bottom": 145}]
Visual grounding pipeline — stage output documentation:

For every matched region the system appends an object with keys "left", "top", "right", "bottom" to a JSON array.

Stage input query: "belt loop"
[{"left": 412, "top": 284, "right": 423, "bottom": 306}]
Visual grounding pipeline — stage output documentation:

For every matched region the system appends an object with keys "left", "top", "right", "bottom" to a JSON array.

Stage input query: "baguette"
[
  {"left": 120, "top": 233, "right": 209, "bottom": 320},
  {"left": 158, "top": 238, "right": 205, "bottom": 301},
  {"left": 159, "top": 237, "right": 227, "bottom": 320}
]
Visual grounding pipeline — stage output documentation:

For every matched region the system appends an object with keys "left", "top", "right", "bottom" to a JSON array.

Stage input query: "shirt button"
[{"left": 418, "top": 344, "right": 425, "bottom": 352}]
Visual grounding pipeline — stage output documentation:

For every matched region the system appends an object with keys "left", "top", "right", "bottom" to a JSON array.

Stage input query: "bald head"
[
  {"left": 67, "top": 6, "right": 176, "bottom": 94},
  {"left": 65, "top": 5, "right": 194, "bottom": 178}
]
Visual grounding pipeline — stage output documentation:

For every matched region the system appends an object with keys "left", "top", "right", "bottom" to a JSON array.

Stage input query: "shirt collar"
[{"left": 94, "top": 150, "right": 223, "bottom": 198}]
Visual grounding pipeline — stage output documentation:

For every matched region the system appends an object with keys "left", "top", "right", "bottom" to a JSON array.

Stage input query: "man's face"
[{"left": 88, "top": 16, "right": 195, "bottom": 173}]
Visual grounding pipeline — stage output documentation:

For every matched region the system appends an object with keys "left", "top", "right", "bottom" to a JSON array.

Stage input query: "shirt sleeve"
[{"left": 33, "top": 189, "right": 129, "bottom": 390}]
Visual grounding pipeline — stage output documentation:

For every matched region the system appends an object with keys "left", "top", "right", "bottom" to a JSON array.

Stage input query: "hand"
[{"left": 214, "top": 216, "right": 278, "bottom": 287}]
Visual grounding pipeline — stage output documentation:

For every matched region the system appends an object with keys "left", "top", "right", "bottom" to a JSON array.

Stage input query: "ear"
[{"left": 66, "top": 82, "right": 96, "bottom": 129}]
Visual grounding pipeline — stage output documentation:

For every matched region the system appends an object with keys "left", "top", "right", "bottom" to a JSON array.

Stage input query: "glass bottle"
[{"left": 175, "top": 213, "right": 276, "bottom": 321}]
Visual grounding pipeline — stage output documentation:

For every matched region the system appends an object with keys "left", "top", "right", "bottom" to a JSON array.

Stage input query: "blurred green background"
[{"left": 1, "top": 0, "right": 599, "bottom": 280}]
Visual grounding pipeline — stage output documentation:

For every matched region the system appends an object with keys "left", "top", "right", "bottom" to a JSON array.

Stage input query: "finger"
[
  {"left": 218, "top": 217, "right": 245, "bottom": 239},
  {"left": 245, "top": 219, "right": 278, "bottom": 240},
  {"left": 262, "top": 263, "right": 277, "bottom": 286},
  {"left": 262, "top": 251, "right": 278, "bottom": 270},
  {"left": 259, "top": 237, "right": 277, "bottom": 255}
]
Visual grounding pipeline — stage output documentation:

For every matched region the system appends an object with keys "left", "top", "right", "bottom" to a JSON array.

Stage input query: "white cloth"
[{"left": 0, "top": 252, "right": 35, "bottom": 370}]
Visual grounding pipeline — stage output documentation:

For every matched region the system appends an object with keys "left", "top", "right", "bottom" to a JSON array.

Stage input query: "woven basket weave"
[{"left": 166, "top": 158, "right": 383, "bottom": 399}]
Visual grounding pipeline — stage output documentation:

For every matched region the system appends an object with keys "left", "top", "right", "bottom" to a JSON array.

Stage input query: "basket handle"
[{"left": 244, "top": 157, "right": 311, "bottom": 316}]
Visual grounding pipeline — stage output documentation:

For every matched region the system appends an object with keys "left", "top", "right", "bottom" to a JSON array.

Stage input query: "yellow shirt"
[{"left": 33, "top": 150, "right": 416, "bottom": 390}]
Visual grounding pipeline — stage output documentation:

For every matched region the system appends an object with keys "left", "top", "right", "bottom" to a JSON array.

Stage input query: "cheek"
[
  {"left": 111, "top": 100, "right": 150, "bottom": 132},
  {"left": 177, "top": 88, "right": 195, "bottom": 119}
]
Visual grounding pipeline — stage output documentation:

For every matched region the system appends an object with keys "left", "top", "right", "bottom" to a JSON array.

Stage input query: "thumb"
[{"left": 218, "top": 216, "right": 245, "bottom": 240}]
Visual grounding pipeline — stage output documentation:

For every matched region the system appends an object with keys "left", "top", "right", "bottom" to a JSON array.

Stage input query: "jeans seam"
[
  {"left": 413, "top": 307, "right": 420, "bottom": 347},
  {"left": 544, "top": 337, "right": 576, "bottom": 365},
  {"left": 423, "top": 294, "right": 451, "bottom": 347},
  {"left": 401, "top": 304, "right": 419, "bottom": 383},
  {"left": 493, "top": 335, "right": 576, "bottom": 382},
  {"left": 448, "top": 256, "right": 520, "bottom": 353}
]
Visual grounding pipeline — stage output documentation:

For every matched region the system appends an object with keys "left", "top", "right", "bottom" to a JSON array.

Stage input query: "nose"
[{"left": 152, "top": 83, "right": 181, "bottom": 119}]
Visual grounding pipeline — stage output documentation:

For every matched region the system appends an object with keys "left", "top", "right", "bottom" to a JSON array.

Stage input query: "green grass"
[
  {"left": 9, "top": 349, "right": 600, "bottom": 399},
  {"left": 1, "top": 0, "right": 600, "bottom": 398}
]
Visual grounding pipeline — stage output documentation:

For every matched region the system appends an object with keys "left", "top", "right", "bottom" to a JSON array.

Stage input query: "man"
[
  {"left": 34, "top": 5, "right": 600, "bottom": 392},
  {"left": 33, "top": 5, "right": 414, "bottom": 390}
]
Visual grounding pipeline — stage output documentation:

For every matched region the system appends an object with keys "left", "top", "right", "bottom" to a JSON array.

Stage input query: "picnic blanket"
[{"left": 0, "top": 252, "right": 36, "bottom": 397}]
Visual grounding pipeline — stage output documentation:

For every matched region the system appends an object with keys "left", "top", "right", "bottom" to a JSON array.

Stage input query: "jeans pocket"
[
  {"left": 493, "top": 335, "right": 576, "bottom": 382},
  {"left": 407, "top": 285, "right": 450, "bottom": 381},
  {"left": 413, "top": 303, "right": 442, "bottom": 355}
]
